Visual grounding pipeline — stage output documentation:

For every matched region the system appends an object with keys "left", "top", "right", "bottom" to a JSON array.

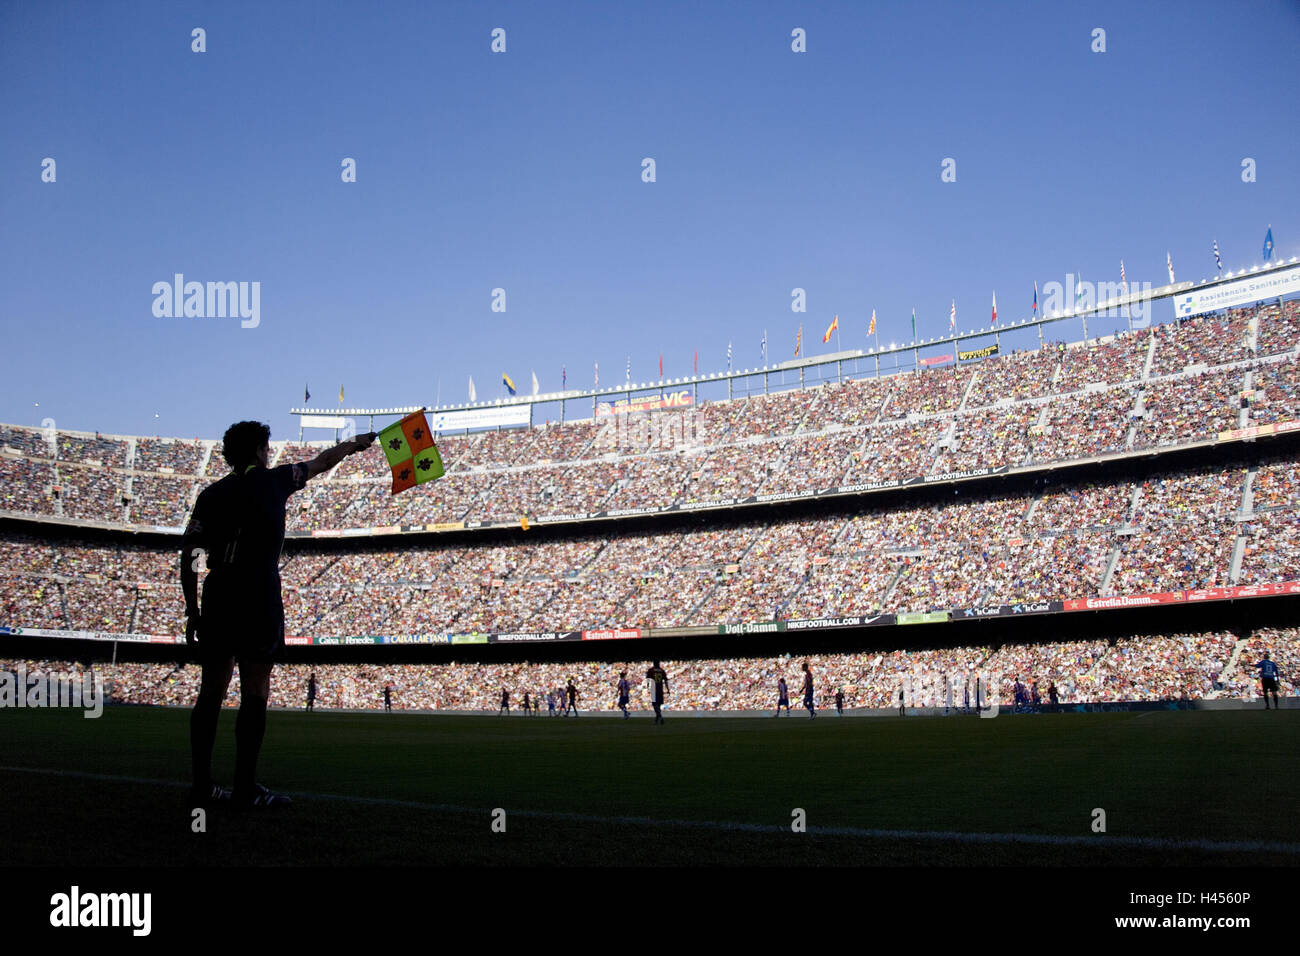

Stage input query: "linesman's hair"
[{"left": 221, "top": 421, "right": 271, "bottom": 471}]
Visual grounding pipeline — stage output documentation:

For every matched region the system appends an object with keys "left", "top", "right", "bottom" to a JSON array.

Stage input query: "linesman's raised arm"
[{"left": 302, "top": 431, "right": 378, "bottom": 481}]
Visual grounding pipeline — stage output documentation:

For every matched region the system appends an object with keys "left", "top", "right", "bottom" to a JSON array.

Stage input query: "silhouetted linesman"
[{"left": 181, "top": 421, "right": 376, "bottom": 810}]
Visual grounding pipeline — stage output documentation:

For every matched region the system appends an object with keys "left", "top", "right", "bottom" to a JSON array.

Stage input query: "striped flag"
[
  {"left": 658, "top": 353, "right": 663, "bottom": 378},
  {"left": 594, "top": 361, "right": 599, "bottom": 387},
  {"left": 562, "top": 365, "right": 566, "bottom": 389},
  {"left": 794, "top": 326, "right": 802, "bottom": 357},
  {"left": 727, "top": 341, "right": 733, "bottom": 370},
  {"left": 822, "top": 314, "right": 839, "bottom": 343},
  {"left": 761, "top": 330, "right": 768, "bottom": 362},
  {"left": 1120, "top": 260, "right": 1127, "bottom": 294},
  {"left": 1213, "top": 240, "right": 1222, "bottom": 273},
  {"left": 867, "top": 310, "right": 876, "bottom": 337},
  {"left": 502, "top": 373, "right": 517, "bottom": 396},
  {"left": 990, "top": 292, "right": 997, "bottom": 327},
  {"left": 625, "top": 356, "right": 631, "bottom": 384},
  {"left": 693, "top": 349, "right": 698, "bottom": 374},
  {"left": 531, "top": 370, "right": 540, "bottom": 396},
  {"left": 948, "top": 301, "right": 955, "bottom": 332},
  {"left": 1032, "top": 282, "right": 1038, "bottom": 314}
]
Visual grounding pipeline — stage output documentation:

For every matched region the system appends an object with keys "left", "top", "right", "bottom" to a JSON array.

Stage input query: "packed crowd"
[
  {"left": 4, "top": 626, "right": 1292, "bottom": 712},
  {"left": 1, "top": 303, "right": 1298, "bottom": 529},
  {"left": 0, "top": 448, "right": 1292, "bottom": 637}
]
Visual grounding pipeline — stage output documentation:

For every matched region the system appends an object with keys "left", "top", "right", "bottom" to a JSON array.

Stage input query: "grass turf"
[{"left": 1, "top": 705, "right": 1296, "bottom": 866}]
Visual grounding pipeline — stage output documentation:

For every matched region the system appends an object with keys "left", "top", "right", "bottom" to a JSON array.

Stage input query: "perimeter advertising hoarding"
[
  {"left": 582, "top": 628, "right": 642, "bottom": 640},
  {"left": 959, "top": 344, "right": 1000, "bottom": 361},
  {"left": 1172, "top": 266, "right": 1300, "bottom": 317}
]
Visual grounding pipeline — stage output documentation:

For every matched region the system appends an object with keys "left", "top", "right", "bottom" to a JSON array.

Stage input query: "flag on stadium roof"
[
  {"left": 502, "top": 373, "right": 517, "bottom": 396},
  {"left": 594, "top": 361, "right": 599, "bottom": 387},
  {"left": 1075, "top": 273, "right": 1084, "bottom": 306},
  {"left": 693, "top": 350, "right": 698, "bottom": 373},
  {"left": 304, "top": 384, "right": 310, "bottom": 403},
  {"left": 727, "top": 341, "right": 733, "bottom": 370},
  {"left": 468, "top": 376, "right": 476, "bottom": 402},
  {"left": 625, "top": 356, "right": 630, "bottom": 383},
  {"left": 531, "top": 370, "right": 539, "bottom": 396},
  {"left": 1166, "top": 252, "right": 1175, "bottom": 284},
  {"left": 1264, "top": 226, "right": 1274, "bottom": 261},
  {"left": 867, "top": 310, "right": 876, "bottom": 337},
  {"left": 990, "top": 292, "right": 997, "bottom": 327},
  {"left": 658, "top": 353, "right": 663, "bottom": 378},
  {"left": 561, "top": 365, "right": 566, "bottom": 389},
  {"left": 761, "top": 329, "right": 768, "bottom": 362},
  {"left": 1213, "top": 240, "right": 1222, "bottom": 273},
  {"left": 911, "top": 308, "right": 917, "bottom": 341},
  {"left": 1032, "top": 282, "right": 1038, "bottom": 314},
  {"left": 379, "top": 409, "right": 444, "bottom": 495},
  {"left": 794, "top": 326, "right": 802, "bottom": 357},
  {"left": 1120, "top": 260, "right": 1127, "bottom": 294},
  {"left": 949, "top": 300, "right": 955, "bottom": 331},
  {"left": 822, "top": 314, "right": 838, "bottom": 343},
  {"left": 338, "top": 385, "right": 344, "bottom": 404}
]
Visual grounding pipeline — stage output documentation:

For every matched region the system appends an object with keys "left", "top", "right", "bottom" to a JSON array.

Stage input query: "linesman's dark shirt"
[{"left": 180, "top": 462, "right": 308, "bottom": 638}]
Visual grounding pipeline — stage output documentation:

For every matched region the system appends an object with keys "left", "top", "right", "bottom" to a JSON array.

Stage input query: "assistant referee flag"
[{"left": 379, "top": 409, "right": 444, "bottom": 494}]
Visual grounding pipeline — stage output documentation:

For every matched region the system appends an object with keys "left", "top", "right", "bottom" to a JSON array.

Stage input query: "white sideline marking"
[{"left": 3, "top": 764, "right": 1299, "bottom": 855}]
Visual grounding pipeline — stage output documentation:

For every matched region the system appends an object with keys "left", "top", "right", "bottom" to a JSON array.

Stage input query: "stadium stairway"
[
  {"left": 1142, "top": 333, "right": 1158, "bottom": 381},
  {"left": 1212, "top": 637, "right": 1253, "bottom": 699}
]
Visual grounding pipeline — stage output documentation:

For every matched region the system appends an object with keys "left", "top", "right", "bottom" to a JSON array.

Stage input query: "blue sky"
[{"left": 2, "top": 0, "right": 1297, "bottom": 440}]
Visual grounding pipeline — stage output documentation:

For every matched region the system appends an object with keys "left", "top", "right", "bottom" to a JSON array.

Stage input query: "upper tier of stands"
[{"left": 0, "top": 300, "right": 1296, "bottom": 531}]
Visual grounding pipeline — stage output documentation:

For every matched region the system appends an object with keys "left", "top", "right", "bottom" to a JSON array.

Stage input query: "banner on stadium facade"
[
  {"left": 1063, "top": 592, "right": 1185, "bottom": 611},
  {"left": 429, "top": 405, "right": 530, "bottom": 433},
  {"left": 382, "top": 634, "right": 452, "bottom": 644},
  {"left": 834, "top": 477, "right": 914, "bottom": 493},
  {"left": 299, "top": 415, "right": 349, "bottom": 430},
  {"left": 284, "top": 635, "right": 312, "bottom": 646},
  {"left": 923, "top": 466, "right": 1008, "bottom": 483},
  {"left": 1218, "top": 420, "right": 1300, "bottom": 442},
  {"left": 0, "top": 626, "right": 171, "bottom": 643},
  {"left": 489, "top": 631, "right": 581, "bottom": 643},
  {"left": 784, "top": 614, "right": 894, "bottom": 630},
  {"left": 449, "top": 633, "right": 489, "bottom": 645},
  {"left": 1185, "top": 581, "right": 1300, "bottom": 602},
  {"left": 896, "top": 611, "right": 950, "bottom": 625},
  {"left": 958, "top": 344, "right": 1000, "bottom": 361},
  {"left": 1172, "top": 266, "right": 1300, "bottom": 317},
  {"left": 582, "top": 628, "right": 642, "bottom": 640},
  {"left": 716, "top": 621, "right": 785, "bottom": 635},
  {"left": 955, "top": 601, "right": 1062, "bottom": 620},
  {"left": 594, "top": 390, "right": 694, "bottom": 417},
  {"left": 918, "top": 354, "right": 953, "bottom": 367}
]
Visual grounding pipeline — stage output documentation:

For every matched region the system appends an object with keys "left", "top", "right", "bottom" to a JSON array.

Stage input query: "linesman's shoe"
[
  {"left": 188, "top": 781, "right": 231, "bottom": 809},
  {"left": 232, "top": 784, "right": 292, "bottom": 811}
]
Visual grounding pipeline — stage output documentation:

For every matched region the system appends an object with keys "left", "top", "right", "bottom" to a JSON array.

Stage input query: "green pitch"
[{"left": 1, "top": 707, "right": 1297, "bottom": 866}]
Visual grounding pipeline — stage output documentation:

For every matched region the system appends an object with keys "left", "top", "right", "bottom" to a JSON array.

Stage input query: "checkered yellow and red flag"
[{"left": 378, "top": 409, "right": 444, "bottom": 494}]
